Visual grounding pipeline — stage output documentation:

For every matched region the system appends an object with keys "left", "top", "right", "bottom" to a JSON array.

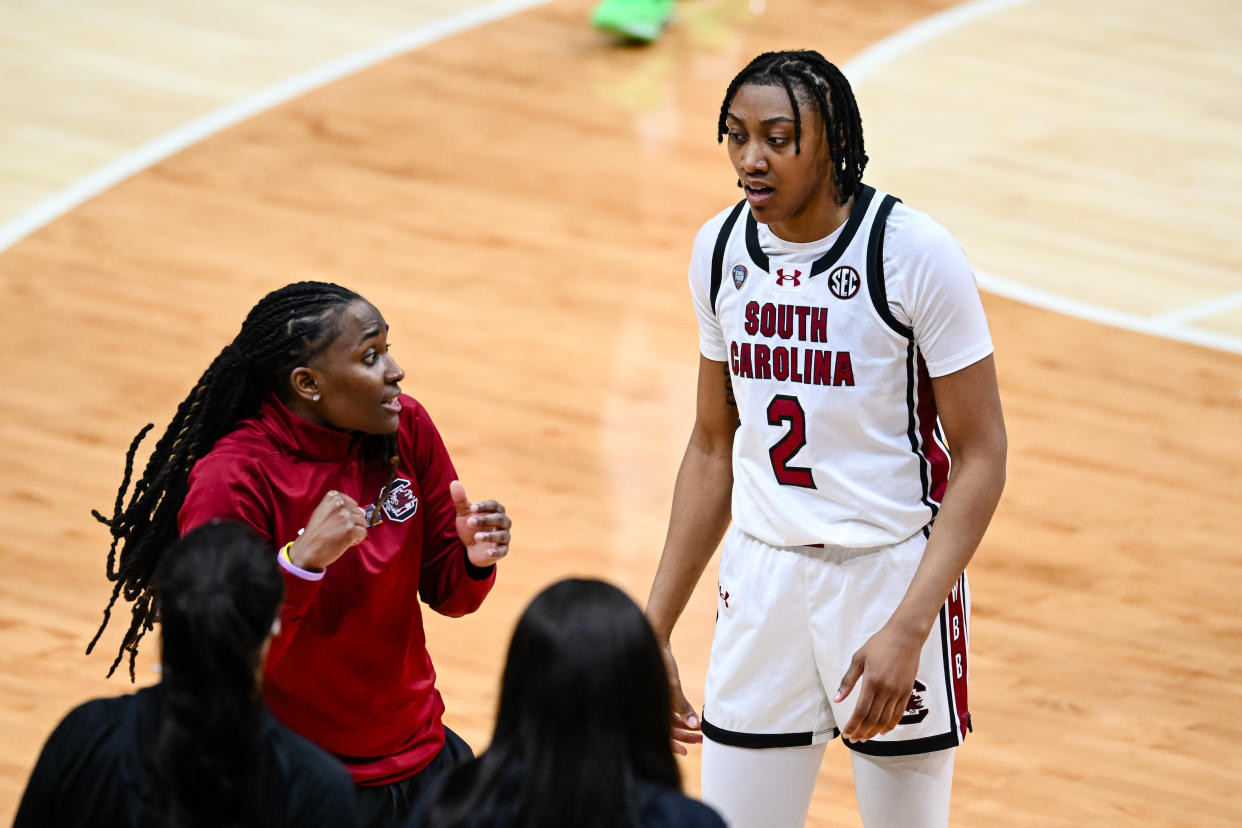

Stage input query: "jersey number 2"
[{"left": 766, "top": 395, "right": 816, "bottom": 489}]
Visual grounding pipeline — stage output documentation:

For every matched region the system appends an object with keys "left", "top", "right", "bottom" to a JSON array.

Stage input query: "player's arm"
[
  {"left": 646, "top": 354, "right": 739, "bottom": 751},
  {"left": 889, "top": 355, "right": 1006, "bottom": 642},
  {"left": 837, "top": 354, "right": 1007, "bottom": 741}
]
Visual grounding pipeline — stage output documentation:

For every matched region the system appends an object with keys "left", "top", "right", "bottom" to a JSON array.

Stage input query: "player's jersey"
[{"left": 690, "top": 186, "right": 993, "bottom": 547}]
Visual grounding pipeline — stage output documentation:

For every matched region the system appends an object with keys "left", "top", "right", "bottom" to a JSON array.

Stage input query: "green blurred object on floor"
[{"left": 591, "top": 0, "right": 674, "bottom": 42}]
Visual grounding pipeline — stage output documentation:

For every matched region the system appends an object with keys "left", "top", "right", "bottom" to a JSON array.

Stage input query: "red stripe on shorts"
[{"left": 946, "top": 575, "right": 970, "bottom": 737}]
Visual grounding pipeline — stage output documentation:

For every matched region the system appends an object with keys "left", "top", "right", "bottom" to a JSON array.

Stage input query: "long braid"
[
  {"left": 717, "top": 50, "right": 869, "bottom": 205},
  {"left": 368, "top": 433, "right": 402, "bottom": 528},
  {"left": 89, "top": 281, "right": 364, "bottom": 678}
]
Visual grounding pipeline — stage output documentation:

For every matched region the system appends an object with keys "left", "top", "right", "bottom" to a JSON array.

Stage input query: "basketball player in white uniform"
[{"left": 645, "top": 51, "right": 1007, "bottom": 828}]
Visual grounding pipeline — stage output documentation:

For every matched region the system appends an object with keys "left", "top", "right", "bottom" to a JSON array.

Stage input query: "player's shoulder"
[
  {"left": 263, "top": 715, "right": 352, "bottom": 786},
  {"left": 693, "top": 200, "right": 748, "bottom": 249},
  {"left": 261, "top": 715, "right": 359, "bottom": 823},
  {"left": 637, "top": 781, "right": 727, "bottom": 827},
  {"left": 56, "top": 693, "right": 133, "bottom": 735},
  {"left": 40, "top": 691, "right": 142, "bottom": 762},
  {"left": 882, "top": 200, "right": 964, "bottom": 261}
]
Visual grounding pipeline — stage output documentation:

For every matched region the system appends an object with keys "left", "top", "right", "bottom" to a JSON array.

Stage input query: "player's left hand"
[
  {"left": 834, "top": 622, "right": 925, "bottom": 743},
  {"left": 451, "top": 480, "right": 511, "bottom": 568}
]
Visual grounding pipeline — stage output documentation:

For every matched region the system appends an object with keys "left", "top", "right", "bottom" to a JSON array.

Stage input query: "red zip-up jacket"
[{"left": 178, "top": 393, "right": 495, "bottom": 785}]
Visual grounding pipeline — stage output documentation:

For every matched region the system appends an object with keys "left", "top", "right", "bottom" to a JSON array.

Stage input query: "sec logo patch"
[{"left": 828, "top": 265, "right": 860, "bottom": 300}]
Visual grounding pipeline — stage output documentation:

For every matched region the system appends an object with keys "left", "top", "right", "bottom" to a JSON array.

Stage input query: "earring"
[{"left": 312, "top": 392, "right": 321, "bottom": 402}]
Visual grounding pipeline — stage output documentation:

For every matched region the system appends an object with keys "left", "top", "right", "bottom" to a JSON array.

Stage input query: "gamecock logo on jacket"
[{"left": 381, "top": 479, "right": 419, "bottom": 522}]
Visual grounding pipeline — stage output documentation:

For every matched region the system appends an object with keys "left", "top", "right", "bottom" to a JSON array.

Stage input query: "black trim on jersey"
[
  {"left": 904, "top": 340, "right": 940, "bottom": 521},
  {"left": 743, "top": 186, "right": 877, "bottom": 275},
  {"left": 872, "top": 194, "right": 941, "bottom": 523},
  {"left": 844, "top": 603, "right": 965, "bottom": 758},
  {"left": 710, "top": 200, "right": 748, "bottom": 314},
  {"left": 929, "top": 420, "right": 949, "bottom": 517},
  {"left": 701, "top": 718, "right": 828, "bottom": 750},
  {"left": 865, "top": 193, "right": 910, "bottom": 338}
]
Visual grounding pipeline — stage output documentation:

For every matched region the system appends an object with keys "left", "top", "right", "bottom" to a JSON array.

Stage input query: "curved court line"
[
  {"left": 843, "top": 0, "right": 1032, "bottom": 87},
  {"left": 842, "top": 0, "right": 1242, "bottom": 357},
  {"left": 0, "top": 0, "right": 550, "bottom": 255},
  {"left": 975, "top": 271, "right": 1242, "bottom": 356},
  {"left": 5, "top": 0, "right": 1238, "bottom": 357},
  {"left": 1151, "top": 289, "right": 1242, "bottom": 328}
]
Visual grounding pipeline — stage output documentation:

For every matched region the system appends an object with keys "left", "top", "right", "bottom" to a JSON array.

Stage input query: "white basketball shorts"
[{"left": 702, "top": 525, "right": 970, "bottom": 757}]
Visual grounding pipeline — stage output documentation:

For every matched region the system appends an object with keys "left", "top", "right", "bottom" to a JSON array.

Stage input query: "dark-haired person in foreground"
[
  {"left": 15, "top": 522, "right": 359, "bottom": 828},
  {"left": 87, "top": 282, "right": 513, "bottom": 827},
  {"left": 417, "top": 578, "right": 725, "bottom": 828},
  {"left": 646, "top": 50, "right": 1007, "bottom": 827}
]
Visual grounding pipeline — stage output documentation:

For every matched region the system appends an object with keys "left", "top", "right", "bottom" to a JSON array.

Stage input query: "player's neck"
[{"left": 768, "top": 194, "right": 854, "bottom": 244}]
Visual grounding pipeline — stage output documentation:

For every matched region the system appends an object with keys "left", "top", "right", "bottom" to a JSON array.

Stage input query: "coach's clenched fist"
[{"left": 287, "top": 490, "right": 368, "bottom": 571}]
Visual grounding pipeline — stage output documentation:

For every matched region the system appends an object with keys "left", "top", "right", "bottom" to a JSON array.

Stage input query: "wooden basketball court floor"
[{"left": 2, "top": 0, "right": 1240, "bottom": 824}]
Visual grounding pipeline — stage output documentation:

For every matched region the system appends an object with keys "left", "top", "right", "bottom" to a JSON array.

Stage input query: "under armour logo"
[
  {"left": 718, "top": 585, "right": 730, "bottom": 608},
  {"left": 775, "top": 268, "right": 802, "bottom": 287}
]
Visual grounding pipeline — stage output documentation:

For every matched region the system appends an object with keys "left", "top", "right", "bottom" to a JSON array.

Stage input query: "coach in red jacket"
[{"left": 89, "top": 282, "right": 511, "bottom": 828}]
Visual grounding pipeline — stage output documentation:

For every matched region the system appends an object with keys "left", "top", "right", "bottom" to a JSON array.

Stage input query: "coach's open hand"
[{"left": 452, "top": 480, "right": 511, "bottom": 567}]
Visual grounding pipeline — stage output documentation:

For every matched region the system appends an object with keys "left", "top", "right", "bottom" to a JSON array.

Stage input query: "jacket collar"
[{"left": 256, "top": 393, "right": 363, "bottom": 461}]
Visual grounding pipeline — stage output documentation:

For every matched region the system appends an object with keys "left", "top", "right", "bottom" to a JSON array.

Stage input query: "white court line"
[
  {"left": 0, "top": 0, "right": 550, "bottom": 254},
  {"left": 976, "top": 271, "right": 1242, "bottom": 356},
  {"left": 1151, "top": 290, "right": 1242, "bottom": 327},
  {"left": 843, "top": 0, "right": 1033, "bottom": 87},
  {"left": 4, "top": 0, "right": 1239, "bottom": 356},
  {"left": 842, "top": 0, "right": 1242, "bottom": 356}
]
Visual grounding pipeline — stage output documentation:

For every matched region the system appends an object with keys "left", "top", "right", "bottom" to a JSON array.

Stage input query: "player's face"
[
  {"left": 300, "top": 300, "right": 405, "bottom": 435},
  {"left": 724, "top": 83, "right": 840, "bottom": 242}
]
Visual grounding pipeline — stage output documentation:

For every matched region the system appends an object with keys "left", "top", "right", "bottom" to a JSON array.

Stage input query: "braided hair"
[
  {"left": 89, "top": 281, "right": 402, "bottom": 679},
  {"left": 717, "top": 50, "right": 868, "bottom": 205}
]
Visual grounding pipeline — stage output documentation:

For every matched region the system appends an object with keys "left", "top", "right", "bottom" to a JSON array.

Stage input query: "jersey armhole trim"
[
  {"left": 866, "top": 194, "right": 912, "bottom": 339},
  {"left": 710, "top": 200, "right": 748, "bottom": 314}
]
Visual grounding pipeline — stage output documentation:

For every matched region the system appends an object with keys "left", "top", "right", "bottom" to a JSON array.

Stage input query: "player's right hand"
[
  {"left": 660, "top": 642, "right": 703, "bottom": 755},
  {"left": 289, "top": 490, "right": 368, "bottom": 571}
]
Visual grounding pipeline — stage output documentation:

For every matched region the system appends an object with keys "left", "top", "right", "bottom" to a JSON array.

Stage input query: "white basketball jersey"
[{"left": 690, "top": 186, "right": 993, "bottom": 548}]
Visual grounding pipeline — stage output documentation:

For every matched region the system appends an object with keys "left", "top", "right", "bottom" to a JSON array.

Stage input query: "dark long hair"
[
  {"left": 89, "top": 281, "right": 400, "bottom": 678},
  {"left": 428, "top": 579, "right": 680, "bottom": 828},
  {"left": 718, "top": 49, "right": 868, "bottom": 205},
  {"left": 141, "top": 521, "right": 284, "bottom": 828}
]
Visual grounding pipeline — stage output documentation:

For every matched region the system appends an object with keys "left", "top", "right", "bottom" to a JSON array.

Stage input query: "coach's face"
[
  {"left": 724, "top": 82, "right": 840, "bottom": 243},
  {"left": 289, "top": 300, "right": 406, "bottom": 435}
]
